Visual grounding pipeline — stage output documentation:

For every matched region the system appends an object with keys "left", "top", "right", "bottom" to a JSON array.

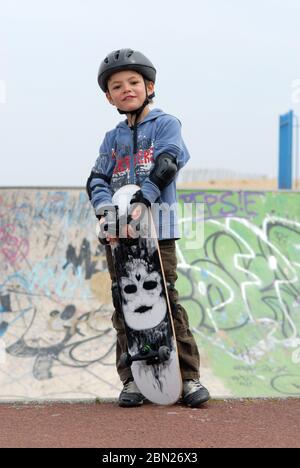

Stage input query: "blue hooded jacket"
[{"left": 87, "top": 108, "right": 190, "bottom": 239}]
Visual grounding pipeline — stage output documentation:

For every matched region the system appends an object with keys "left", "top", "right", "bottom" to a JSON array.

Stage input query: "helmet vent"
[
  {"left": 114, "top": 50, "right": 120, "bottom": 60},
  {"left": 127, "top": 49, "right": 134, "bottom": 57},
  {"left": 104, "top": 57, "right": 109, "bottom": 64}
]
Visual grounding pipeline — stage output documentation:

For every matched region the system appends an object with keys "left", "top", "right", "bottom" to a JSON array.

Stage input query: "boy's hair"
[{"left": 145, "top": 79, "right": 154, "bottom": 105}]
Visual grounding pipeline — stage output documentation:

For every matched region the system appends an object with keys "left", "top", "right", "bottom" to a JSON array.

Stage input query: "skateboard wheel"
[
  {"left": 158, "top": 346, "right": 170, "bottom": 362},
  {"left": 119, "top": 352, "right": 132, "bottom": 368}
]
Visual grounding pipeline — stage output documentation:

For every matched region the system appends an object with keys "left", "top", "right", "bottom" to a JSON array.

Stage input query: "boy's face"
[{"left": 106, "top": 70, "right": 154, "bottom": 112}]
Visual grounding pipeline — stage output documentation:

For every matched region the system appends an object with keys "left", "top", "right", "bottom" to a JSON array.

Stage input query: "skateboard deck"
[{"left": 110, "top": 185, "right": 182, "bottom": 405}]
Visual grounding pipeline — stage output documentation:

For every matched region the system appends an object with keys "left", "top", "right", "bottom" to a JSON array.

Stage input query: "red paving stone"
[{"left": 0, "top": 399, "right": 299, "bottom": 448}]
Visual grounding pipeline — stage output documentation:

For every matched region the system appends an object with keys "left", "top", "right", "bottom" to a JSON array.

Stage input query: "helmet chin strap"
[{"left": 117, "top": 80, "right": 155, "bottom": 155}]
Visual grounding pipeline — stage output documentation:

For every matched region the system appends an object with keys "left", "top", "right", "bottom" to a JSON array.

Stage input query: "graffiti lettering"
[{"left": 179, "top": 190, "right": 265, "bottom": 220}]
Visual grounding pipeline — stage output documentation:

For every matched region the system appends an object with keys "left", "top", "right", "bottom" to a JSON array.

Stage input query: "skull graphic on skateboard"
[{"left": 110, "top": 185, "right": 182, "bottom": 405}]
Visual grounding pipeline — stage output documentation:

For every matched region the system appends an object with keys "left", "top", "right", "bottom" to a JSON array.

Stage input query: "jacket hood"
[{"left": 116, "top": 108, "right": 168, "bottom": 129}]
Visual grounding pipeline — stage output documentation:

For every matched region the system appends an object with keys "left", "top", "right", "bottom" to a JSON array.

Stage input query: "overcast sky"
[{"left": 0, "top": 0, "right": 300, "bottom": 186}]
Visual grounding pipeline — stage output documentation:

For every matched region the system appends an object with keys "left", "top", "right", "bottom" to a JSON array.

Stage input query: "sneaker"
[
  {"left": 182, "top": 379, "right": 210, "bottom": 407},
  {"left": 118, "top": 378, "right": 145, "bottom": 407}
]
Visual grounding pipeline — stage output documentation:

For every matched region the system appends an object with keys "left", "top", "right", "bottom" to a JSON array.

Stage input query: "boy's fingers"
[{"left": 131, "top": 206, "right": 142, "bottom": 220}]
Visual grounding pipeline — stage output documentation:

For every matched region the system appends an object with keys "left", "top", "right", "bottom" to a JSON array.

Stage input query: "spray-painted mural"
[
  {"left": 0, "top": 188, "right": 300, "bottom": 400},
  {"left": 177, "top": 190, "right": 300, "bottom": 397},
  {"left": 0, "top": 189, "right": 118, "bottom": 400}
]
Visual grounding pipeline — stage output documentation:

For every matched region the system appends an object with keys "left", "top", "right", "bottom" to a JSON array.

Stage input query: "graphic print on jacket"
[{"left": 111, "top": 135, "right": 155, "bottom": 193}]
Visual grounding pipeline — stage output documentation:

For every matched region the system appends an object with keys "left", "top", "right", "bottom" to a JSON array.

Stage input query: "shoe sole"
[
  {"left": 118, "top": 393, "right": 145, "bottom": 408},
  {"left": 119, "top": 400, "right": 144, "bottom": 408},
  {"left": 183, "top": 391, "right": 211, "bottom": 408}
]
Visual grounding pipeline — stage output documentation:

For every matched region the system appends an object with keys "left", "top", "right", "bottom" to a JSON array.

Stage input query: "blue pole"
[{"left": 278, "top": 110, "right": 294, "bottom": 189}]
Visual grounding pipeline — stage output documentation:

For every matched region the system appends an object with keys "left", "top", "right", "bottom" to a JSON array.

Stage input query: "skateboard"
[{"left": 110, "top": 184, "right": 182, "bottom": 405}]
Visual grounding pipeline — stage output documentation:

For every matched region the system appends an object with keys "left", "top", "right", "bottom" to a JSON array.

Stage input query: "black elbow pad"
[
  {"left": 86, "top": 172, "right": 94, "bottom": 200},
  {"left": 149, "top": 153, "right": 178, "bottom": 191},
  {"left": 86, "top": 171, "right": 112, "bottom": 201}
]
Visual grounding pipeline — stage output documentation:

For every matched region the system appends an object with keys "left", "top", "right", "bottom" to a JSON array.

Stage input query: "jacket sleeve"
[
  {"left": 141, "top": 116, "right": 190, "bottom": 204},
  {"left": 86, "top": 133, "right": 116, "bottom": 218}
]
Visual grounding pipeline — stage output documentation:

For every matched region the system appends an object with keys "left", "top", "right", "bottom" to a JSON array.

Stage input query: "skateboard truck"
[{"left": 119, "top": 345, "right": 171, "bottom": 368}]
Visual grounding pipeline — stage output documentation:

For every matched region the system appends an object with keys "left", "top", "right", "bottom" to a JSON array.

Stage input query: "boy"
[{"left": 86, "top": 48, "right": 210, "bottom": 407}]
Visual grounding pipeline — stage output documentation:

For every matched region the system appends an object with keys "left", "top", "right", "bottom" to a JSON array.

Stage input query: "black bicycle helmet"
[{"left": 98, "top": 48, "right": 156, "bottom": 92}]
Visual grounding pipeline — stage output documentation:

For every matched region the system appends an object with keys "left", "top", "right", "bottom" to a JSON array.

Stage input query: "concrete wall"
[{"left": 0, "top": 188, "right": 300, "bottom": 400}]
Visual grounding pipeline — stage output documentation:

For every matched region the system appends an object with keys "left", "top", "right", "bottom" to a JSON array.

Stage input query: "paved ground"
[{"left": 0, "top": 399, "right": 299, "bottom": 448}]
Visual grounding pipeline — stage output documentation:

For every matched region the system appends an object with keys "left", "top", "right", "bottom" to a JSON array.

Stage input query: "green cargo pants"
[{"left": 105, "top": 239, "right": 200, "bottom": 383}]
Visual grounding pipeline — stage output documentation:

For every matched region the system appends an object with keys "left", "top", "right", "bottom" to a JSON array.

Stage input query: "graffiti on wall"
[
  {"left": 177, "top": 190, "right": 300, "bottom": 397},
  {"left": 0, "top": 188, "right": 300, "bottom": 399},
  {"left": 0, "top": 190, "right": 118, "bottom": 399}
]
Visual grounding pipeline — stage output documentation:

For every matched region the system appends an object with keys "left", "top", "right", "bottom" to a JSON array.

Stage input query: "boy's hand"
[
  {"left": 117, "top": 190, "right": 151, "bottom": 240},
  {"left": 129, "top": 190, "right": 151, "bottom": 220},
  {"left": 98, "top": 217, "right": 118, "bottom": 244},
  {"left": 98, "top": 206, "right": 119, "bottom": 245}
]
